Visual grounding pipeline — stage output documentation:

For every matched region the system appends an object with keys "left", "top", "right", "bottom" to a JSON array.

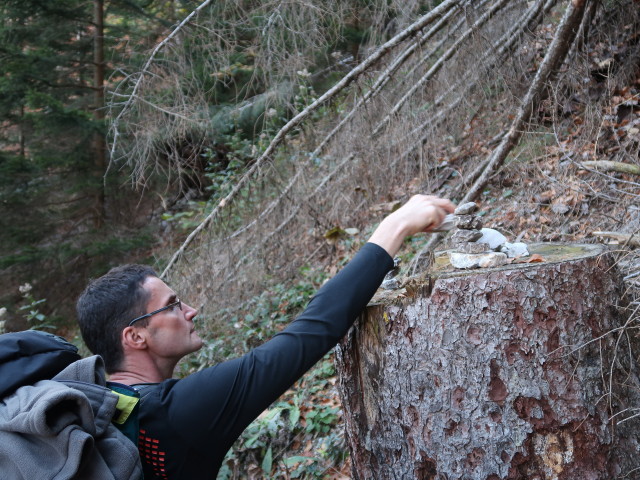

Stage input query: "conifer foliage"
[{"left": 0, "top": 0, "right": 177, "bottom": 328}]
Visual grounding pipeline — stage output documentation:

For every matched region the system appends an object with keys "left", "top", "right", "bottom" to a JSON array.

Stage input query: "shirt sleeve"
[{"left": 153, "top": 242, "right": 394, "bottom": 453}]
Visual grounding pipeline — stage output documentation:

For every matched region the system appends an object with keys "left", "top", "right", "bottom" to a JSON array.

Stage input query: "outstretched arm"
[
  {"left": 156, "top": 194, "right": 456, "bottom": 467},
  {"left": 368, "top": 194, "right": 456, "bottom": 257}
]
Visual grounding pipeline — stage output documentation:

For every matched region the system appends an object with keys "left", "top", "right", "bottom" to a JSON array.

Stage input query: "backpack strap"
[
  {"left": 111, "top": 388, "right": 140, "bottom": 425},
  {"left": 107, "top": 382, "right": 143, "bottom": 446}
]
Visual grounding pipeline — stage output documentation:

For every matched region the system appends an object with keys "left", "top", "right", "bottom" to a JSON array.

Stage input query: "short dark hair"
[{"left": 76, "top": 264, "right": 157, "bottom": 373}]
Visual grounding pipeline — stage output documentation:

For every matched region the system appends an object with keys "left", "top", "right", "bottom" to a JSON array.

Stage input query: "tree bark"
[{"left": 336, "top": 243, "right": 640, "bottom": 479}]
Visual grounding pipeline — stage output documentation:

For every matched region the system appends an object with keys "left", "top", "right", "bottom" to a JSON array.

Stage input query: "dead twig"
[
  {"left": 399, "top": 0, "right": 552, "bottom": 153},
  {"left": 108, "top": 0, "right": 214, "bottom": 168},
  {"left": 592, "top": 231, "right": 640, "bottom": 248},
  {"left": 312, "top": 2, "right": 463, "bottom": 158}
]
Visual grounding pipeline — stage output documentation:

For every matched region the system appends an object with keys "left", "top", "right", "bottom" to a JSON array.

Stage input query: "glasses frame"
[{"left": 128, "top": 299, "right": 182, "bottom": 327}]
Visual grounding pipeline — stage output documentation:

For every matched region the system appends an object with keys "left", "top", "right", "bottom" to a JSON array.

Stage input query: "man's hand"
[{"left": 368, "top": 195, "right": 456, "bottom": 257}]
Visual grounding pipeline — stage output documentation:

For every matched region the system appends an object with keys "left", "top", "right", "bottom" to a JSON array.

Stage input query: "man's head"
[
  {"left": 77, "top": 264, "right": 157, "bottom": 373},
  {"left": 77, "top": 264, "right": 203, "bottom": 376}
]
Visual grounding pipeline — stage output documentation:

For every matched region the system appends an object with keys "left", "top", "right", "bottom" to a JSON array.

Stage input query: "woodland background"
[{"left": 1, "top": 0, "right": 639, "bottom": 478}]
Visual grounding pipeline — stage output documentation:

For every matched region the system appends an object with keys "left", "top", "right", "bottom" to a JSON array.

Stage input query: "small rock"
[
  {"left": 449, "top": 252, "right": 479, "bottom": 269},
  {"left": 381, "top": 277, "right": 400, "bottom": 290},
  {"left": 380, "top": 257, "right": 401, "bottom": 289},
  {"left": 455, "top": 215, "right": 483, "bottom": 230},
  {"left": 551, "top": 203, "right": 570, "bottom": 215},
  {"left": 459, "top": 242, "right": 491, "bottom": 254},
  {"left": 449, "top": 252, "right": 508, "bottom": 269},
  {"left": 478, "top": 252, "right": 508, "bottom": 268},
  {"left": 477, "top": 228, "right": 507, "bottom": 250},
  {"left": 451, "top": 229, "right": 483, "bottom": 244},
  {"left": 454, "top": 202, "right": 478, "bottom": 215},
  {"left": 581, "top": 202, "right": 589, "bottom": 215},
  {"left": 434, "top": 214, "right": 457, "bottom": 232},
  {"left": 500, "top": 242, "right": 529, "bottom": 258}
]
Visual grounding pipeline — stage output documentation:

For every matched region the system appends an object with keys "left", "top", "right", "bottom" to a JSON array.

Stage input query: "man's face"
[{"left": 140, "top": 276, "right": 203, "bottom": 361}]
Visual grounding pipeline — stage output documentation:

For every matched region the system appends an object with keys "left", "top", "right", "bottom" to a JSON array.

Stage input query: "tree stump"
[{"left": 335, "top": 243, "right": 640, "bottom": 480}]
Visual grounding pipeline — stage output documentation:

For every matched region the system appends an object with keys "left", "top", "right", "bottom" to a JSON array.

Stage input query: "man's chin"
[{"left": 191, "top": 333, "right": 204, "bottom": 351}]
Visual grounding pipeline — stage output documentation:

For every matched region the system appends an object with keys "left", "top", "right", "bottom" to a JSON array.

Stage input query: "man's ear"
[{"left": 121, "top": 326, "right": 148, "bottom": 351}]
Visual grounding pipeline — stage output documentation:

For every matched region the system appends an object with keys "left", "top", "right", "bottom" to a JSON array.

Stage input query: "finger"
[
  {"left": 414, "top": 195, "right": 456, "bottom": 212},
  {"left": 423, "top": 205, "right": 448, "bottom": 232},
  {"left": 427, "top": 198, "right": 456, "bottom": 213}
]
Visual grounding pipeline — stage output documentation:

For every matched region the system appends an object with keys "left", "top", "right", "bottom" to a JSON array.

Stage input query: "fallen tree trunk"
[
  {"left": 336, "top": 243, "right": 640, "bottom": 479},
  {"left": 372, "top": 0, "right": 512, "bottom": 137},
  {"left": 460, "top": 0, "right": 589, "bottom": 205}
]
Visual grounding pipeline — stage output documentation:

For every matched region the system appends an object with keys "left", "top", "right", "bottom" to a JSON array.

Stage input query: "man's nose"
[{"left": 183, "top": 302, "right": 197, "bottom": 320}]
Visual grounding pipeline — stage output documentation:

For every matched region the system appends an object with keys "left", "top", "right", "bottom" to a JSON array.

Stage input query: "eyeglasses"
[{"left": 128, "top": 300, "right": 182, "bottom": 327}]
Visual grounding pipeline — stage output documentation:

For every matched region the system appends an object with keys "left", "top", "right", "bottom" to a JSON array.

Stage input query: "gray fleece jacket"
[{"left": 0, "top": 355, "right": 142, "bottom": 480}]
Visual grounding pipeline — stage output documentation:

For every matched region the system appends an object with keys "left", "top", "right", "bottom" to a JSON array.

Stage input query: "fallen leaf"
[
  {"left": 324, "top": 226, "right": 344, "bottom": 240},
  {"left": 525, "top": 254, "right": 545, "bottom": 263},
  {"left": 535, "top": 189, "right": 556, "bottom": 203}
]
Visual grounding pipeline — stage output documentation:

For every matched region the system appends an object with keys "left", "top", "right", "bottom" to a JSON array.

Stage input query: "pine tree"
[
  {"left": 0, "top": 0, "right": 173, "bottom": 328},
  {"left": 0, "top": 0, "right": 97, "bottom": 264}
]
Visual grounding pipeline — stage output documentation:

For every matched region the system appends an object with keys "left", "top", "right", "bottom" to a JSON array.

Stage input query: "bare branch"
[
  {"left": 372, "top": 0, "right": 512, "bottom": 137},
  {"left": 108, "top": 0, "right": 214, "bottom": 166},
  {"left": 312, "top": 2, "right": 463, "bottom": 157},
  {"left": 592, "top": 231, "right": 640, "bottom": 248},
  {"left": 580, "top": 161, "right": 640, "bottom": 176},
  {"left": 400, "top": 0, "right": 553, "bottom": 177}
]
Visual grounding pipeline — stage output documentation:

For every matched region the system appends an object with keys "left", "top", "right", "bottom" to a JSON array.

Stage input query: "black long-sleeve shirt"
[{"left": 134, "top": 242, "right": 393, "bottom": 479}]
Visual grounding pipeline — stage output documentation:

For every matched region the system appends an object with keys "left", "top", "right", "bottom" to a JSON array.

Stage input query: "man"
[{"left": 76, "top": 194, "right": 455, "bottom": 479}]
